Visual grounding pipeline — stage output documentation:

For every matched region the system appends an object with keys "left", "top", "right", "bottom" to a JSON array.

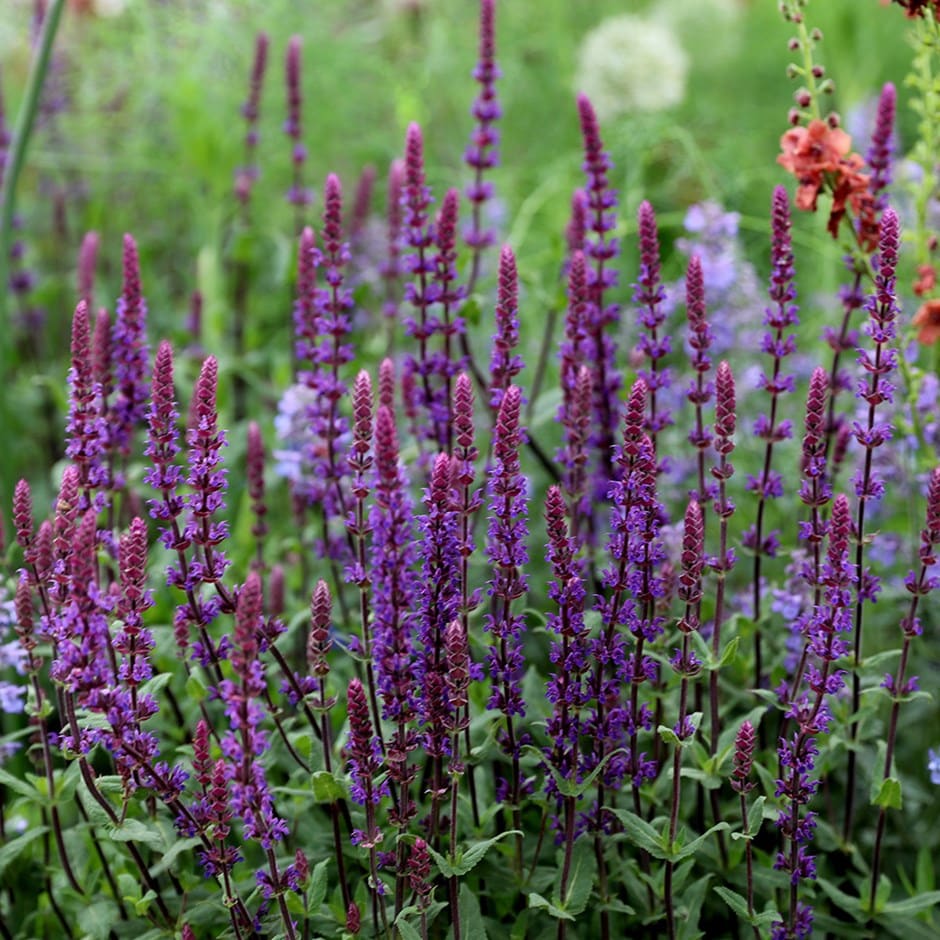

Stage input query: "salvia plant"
[{"left": 0, "top": 1, "right": 939, "bottom": 939}]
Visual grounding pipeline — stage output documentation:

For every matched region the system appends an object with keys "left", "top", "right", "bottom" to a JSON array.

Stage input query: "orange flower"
[
  {"left": 778, "top": 120, "right": 853, "bottom": 211},
  {"left": 913, "top": 299, "right": 940, "bottom": 345},
  {"left": 913, "top": 264, "right": 937, "bottom": 297}
]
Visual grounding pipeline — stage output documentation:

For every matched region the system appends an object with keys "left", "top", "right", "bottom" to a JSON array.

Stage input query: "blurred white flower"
[{"left": 575, "top": 14, "right": 688, "bottom": 122}]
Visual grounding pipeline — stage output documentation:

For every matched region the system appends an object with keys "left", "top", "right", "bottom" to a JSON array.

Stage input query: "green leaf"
[
  {"left": 713, "top": 886, "right": 751, "bottom": 920},
  {"left": 528, "top": 891, "right": 574, "bottom": 922},
  {"left": 132, "top": 889, "right": 157, "bottom": 917},
  {"left": 817, "top": 877, "right": 865, "bottom": 922},
  {"left": 78, "top": 900, "right": 117, "bottom": 940},
  {"left": 883, "top": 890, "right": 940, "bottom": 916},
  {"left": 311, "top": 770, "right": 346, "bottom": 804},
  {"left": 0, "top": 825, "right": 48, "bottom": 879},
  {"left": 150, "top": 836, "right": 201, "bottom": 877},
  {"left": 396, "top": 918, "right": 423, "bottom": 940},
  {"left": 185, "top": 670, "right": 208, "bottom": 703},
  {"left": 552, "top": 838, "right": 594, "bottom": 916},
  {"left": 107, "top": 817, "right": 165, "bottom": 850},
  {"left": 870, "top": 776, "right": 902, "bottom": 810},
  {"left": 454, "top": 830, "right": 521, "bottom": 877},
  {"left": 658, "top": 725, "right": 681, "bottom": 747},
  {"left": 747, "top": 796, "right": 766, "bottom": 837},
  {"left": 713, "top": 887, "right": 779, "bottom": 927},
  {"left": 717, "top": 635, "right": 741, "bottom": 668},
  {"left": 610, "top": 809, "right": 667, "bottom": 859},
  {"left": 138, "top": 671, "right": 173, "bottom": 699},
  {"left": 670, "top": 822, "right": 730, "bottom": 862},
  {"left": 309, "top": 858, "right": 330, "bottom": 912},
  {"left": 458, "top": 882, "right": 488, "bottom": 940},
  {"left": 0, "top": 766, "right": 42, "bottom": 801}
]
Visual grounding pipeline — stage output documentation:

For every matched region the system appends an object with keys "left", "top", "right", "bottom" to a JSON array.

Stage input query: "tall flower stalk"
[
  {"left": 747, "top": 186, "right": 799, "bottom": 688},
  {"left": 485, "top": 384, "right": 528, "bottom": 873},
  {"left": 843, "top": 208, "right": 901, "bottom": 841}
]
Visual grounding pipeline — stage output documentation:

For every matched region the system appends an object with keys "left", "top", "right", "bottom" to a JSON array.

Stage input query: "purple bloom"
[
  {"left": 929, "top": 749, "right": 940, "bottom": 785},
  {"left": 577, "top": 94, "right": 621, "bottom": 489},
  {"left": 415, "top": 453, "right": 461, "bottom": 757},
  {"left": 235, "top": 32, "right": 269, "bottom": 206},
  {"left": 634, "top": 201, "right": 673, "bottom": 447},
  {"left": 543, "top": 485, "right": 589, "bottom": 808},
  {"left": 370, "top": 405, "right": 418, "bottom": 725},
  {"left": 284, "top": 36, "right": 313, "bottom": 211},
  {"left": 485, "top": 385, "right": 529, "bottom": 723},
  {"left": 464, "top": 0, "right": 501, "bottom": 268},
  {"left": 65, "top": 301, "right": 109, "bottom": 508},
  {"left": 489, "top": 244, "right": 523, "bottom": 408},
  {"left": 110, "top": 234, "right": 150, "bottom": 460},
  {"left": 852, "top": 209, "right": 900, "bottom": 506},
  {"left": 744, "top": 187, "right": 799, "bottom": 600},
  {"left": 220, "top": 572, "right": 288, "bottom": 849},
  {"left": 866, "top": 83, "right": 896, "bottom": 209}
]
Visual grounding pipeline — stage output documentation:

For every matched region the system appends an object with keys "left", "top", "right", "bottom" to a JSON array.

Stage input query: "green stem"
[{"left": 0, "top": 0, "right": 67, "bottom": 350}]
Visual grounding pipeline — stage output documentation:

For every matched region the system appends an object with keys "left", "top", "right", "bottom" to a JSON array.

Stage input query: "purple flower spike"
[
  {"left": 678, "top": 500, "right": 705, "bottom": 614},
  {"left": 13, "top": 479, "right": 33, "bottom": 560},
  {"left": 853, "top": 208, "right": 900, "bottom": 506},
  {"left": 307, "top": 579, "right": 332, "bottom": 678},
  {"left": 543, "top": 484, "right": 589, "bottom": 807},
  {"left": 184, "top": 357, "right": 230, "bottom": 588},
  {"left": 66, "top": 301, "right": 108, "bottom": 507},
  {"left": 370, "top": 405, "right": 417, "bottom": 727},
  {"left": 464, "top": 0, "right": 501, "bottom": 272},
  {"left": 489, "top": 244, "right": 523, "bottom": 408},
  {"left": 798, "top": 368, "right": 832, "bottom": 576},
  {"left": 576, "top": 93, "right": 621, "bottom": 490},
  {"left": 685, "top": 255, "right": 715, "bottom": 502},
  {"left": 565, "top": 190, "right": 587, "bottom": 260},
  {"left": 145, "top": 341, "right": 185, "bottom": 540},
  {"left": 745, "top": 188, "right": 799, "bottom": 658},
  {"left": 485, "top": 385, "right": 529, "bottom": 723},
  {"left": 284, "top": 36, "right": 312, "bottom": 213},
  {"left": 416, "top": 452, "right": 461, "bottom": 756},
  {"left": 730, "top": 721, "right": 756, "bottom": 794},
  {"left": 247, "top": 421, "right": 267, "bottom": 564},
  {"left": 378, "top": 357, "right": 395, "bottom": 411},
  {"left": 235, "top": 32, "right": 269, "bottom": 206},
  {"left": 866, "top": 83, "right": 896, "bottom": 207},
  {"left": 222, "top": 572, "right": 288, "bottom": 851},
  {"left": 111, "top": 233, "right": 150, "bottom": 460},
  {"left": 634, "top": 200, "right": 673, "bottom": 448},
  {"left": 345, "top": 677, "right": 386, "bottom": 811},
  {"left": 78, "top": 230, "right": 99, "bottom": 308}
]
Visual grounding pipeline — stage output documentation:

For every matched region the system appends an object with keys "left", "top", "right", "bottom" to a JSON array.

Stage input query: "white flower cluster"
[{"left": 574, "top": 14, "right": 689, "bottom": 121}]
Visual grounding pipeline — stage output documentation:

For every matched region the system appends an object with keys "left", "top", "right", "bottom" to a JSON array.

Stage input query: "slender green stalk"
[{"left": 0, "top": 0, "right": 67, "bottom": 350}]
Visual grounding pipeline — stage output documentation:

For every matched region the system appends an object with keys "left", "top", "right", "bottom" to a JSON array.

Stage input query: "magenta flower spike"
[
  {"left": 111, "top": 233, "right": 150, "bottom": 461},
  {"left": 66, "top": 300, "right": 108, "bottom": 508},
  {"left": 866, "top": 82, "right": 896, "bottom": 206},
  {"left": 576, "top": 93, "right": 621, "bottom": 489},
  {"left": 464, "top": 0, "right": 501, "bottom": 288},
  {"left": 284, "top": 34, "right": 312, "bottom": 220},
  {"left": 489, "top": 244, "right": 522, "bottom": 409},
  {"left": 235, "top": 31, "right": 269, "bottom": 208}
]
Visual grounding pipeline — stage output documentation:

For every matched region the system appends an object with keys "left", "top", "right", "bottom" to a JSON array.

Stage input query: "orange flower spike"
[{"left": 913, "top": 299, "right": 940, "bottom": 345}]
